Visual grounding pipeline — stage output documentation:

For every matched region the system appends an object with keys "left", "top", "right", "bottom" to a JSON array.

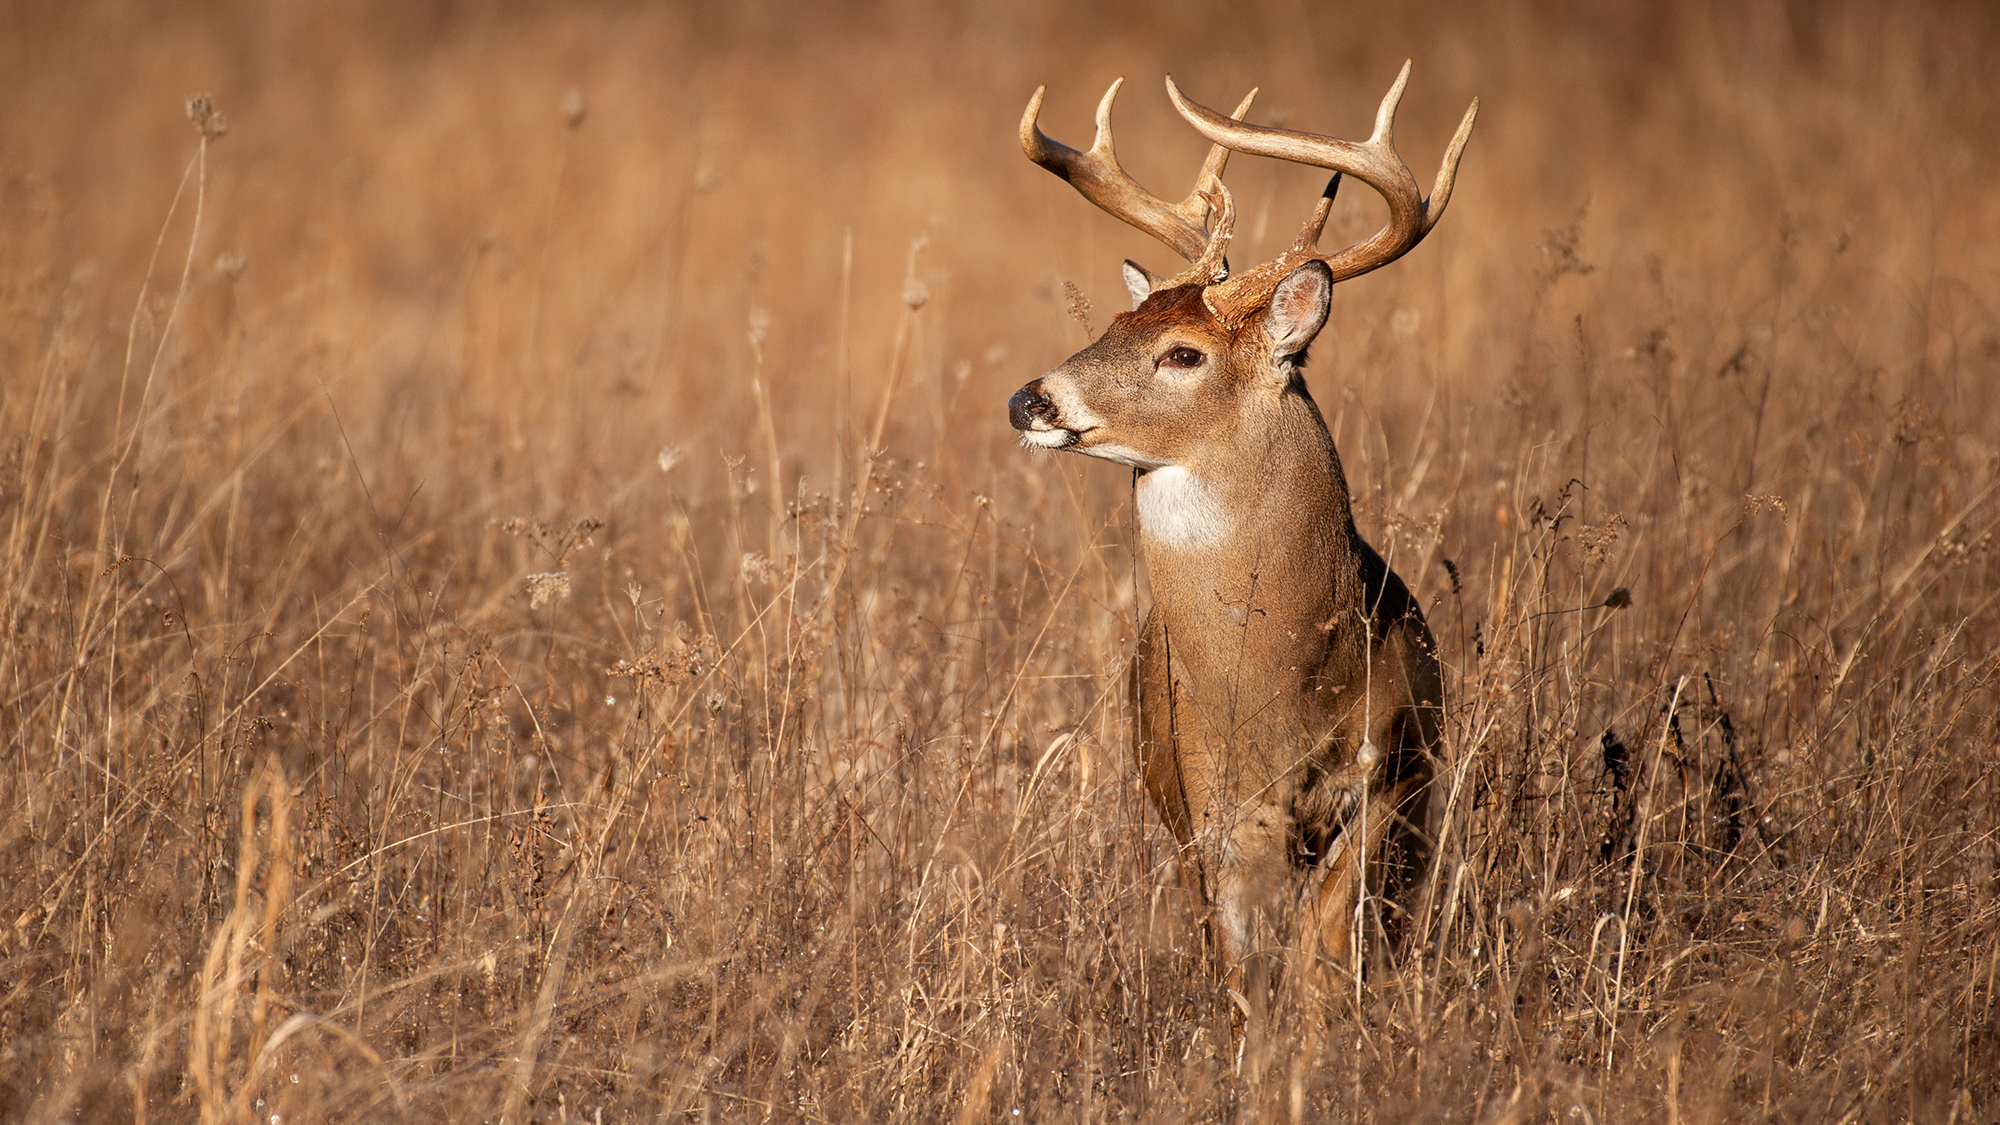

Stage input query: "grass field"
[{"left": 3, "top": 1, "right": 1997, "bottom": 1120}]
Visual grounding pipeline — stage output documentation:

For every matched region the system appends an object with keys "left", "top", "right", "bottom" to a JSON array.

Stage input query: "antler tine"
[
  {"left": 1425, "top": 95, "right": 1481, "bottom": 230},
  {"left": 1166, "top": 62, "right": 1478, "bottom": 290},
  {"left": 1194, "top": 88, "right": 1258, "bottom": 208},
  {"left": 1291, "top": 174, "right": 1342, "bottom": 257},
  {"left": 1021, "top": 82, "right": 1257, "bottom": 265},
  {"left": 1371, "top": 58, "right": 1412, "bottom": 149},
  {"left": 1170, "top": 177, "right": 1236, "bottom": 286}
]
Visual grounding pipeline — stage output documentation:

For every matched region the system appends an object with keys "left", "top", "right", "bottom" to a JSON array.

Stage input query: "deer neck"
[
  {"left": 1136, "top": 387, "right": 1361, "bottom": 650},
  {"left": 1131, "top": 386, "right": 1375, "bottom": 768}
]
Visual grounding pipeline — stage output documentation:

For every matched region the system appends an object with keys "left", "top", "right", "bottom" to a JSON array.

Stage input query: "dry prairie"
[{"left": 2, "top": 1, "right": 1997, "bottom": 1120}]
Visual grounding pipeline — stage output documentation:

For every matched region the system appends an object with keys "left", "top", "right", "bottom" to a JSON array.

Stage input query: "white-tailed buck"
[{"left": 1009, "top": 64, "right": 1474, "bottom": 999}]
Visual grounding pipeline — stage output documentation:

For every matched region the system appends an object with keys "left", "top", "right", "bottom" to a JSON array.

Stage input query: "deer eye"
[{"left": 1161, "top": 346, "right": 1204, "bottom": 369}]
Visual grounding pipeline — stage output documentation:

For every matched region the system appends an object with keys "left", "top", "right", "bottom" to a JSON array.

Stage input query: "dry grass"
[{"left": 3, "top": 1, "right": 1998, "bottom": 1120}]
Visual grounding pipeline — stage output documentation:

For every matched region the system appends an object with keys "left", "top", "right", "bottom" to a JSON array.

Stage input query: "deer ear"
[
  {"left": 1264, "top": 260, "right": 1333, "bottom": 362},
  {"left": 1122, "top": 260, "right": 1160, "bottom": 310}
]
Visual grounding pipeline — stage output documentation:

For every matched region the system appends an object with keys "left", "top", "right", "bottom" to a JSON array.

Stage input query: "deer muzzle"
[{"left": 1008, "top": 380, "right": 1061, "bottom": 432}]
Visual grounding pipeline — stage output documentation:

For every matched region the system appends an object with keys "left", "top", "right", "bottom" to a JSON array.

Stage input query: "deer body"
[{"left": 1009, "top": 65, "right": 1473, "bottom": 989}]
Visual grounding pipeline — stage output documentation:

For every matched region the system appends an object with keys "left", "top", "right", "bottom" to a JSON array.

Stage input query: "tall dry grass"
[{"left": 2, "top": 0, "right": 1997, "bottom": 1120}]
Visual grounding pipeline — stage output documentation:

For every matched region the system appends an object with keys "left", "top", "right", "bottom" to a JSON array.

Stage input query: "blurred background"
[
  {"left": 3, "top": 1, "right": 1997, "bottom": 1120},
  {"left": 9, "top": 0, "right": 1994, "bottom": 512}
]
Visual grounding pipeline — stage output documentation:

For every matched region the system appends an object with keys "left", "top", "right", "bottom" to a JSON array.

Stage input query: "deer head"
[
  {"left": 1007, "top": 65, "right": 1472, "bottom": 991},
  {"left": 1011, "top": 62, "right": 1478, "bottom": 480}
]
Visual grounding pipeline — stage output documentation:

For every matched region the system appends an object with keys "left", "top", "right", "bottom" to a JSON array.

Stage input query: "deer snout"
[{"left": 1008, "top": 380, "right": 1058, "bottom": 431}]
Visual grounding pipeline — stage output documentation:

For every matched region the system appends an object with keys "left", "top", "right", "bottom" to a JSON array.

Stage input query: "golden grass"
[{"left": 2, "top": 1, "right": 1997, "bottom": 1120}]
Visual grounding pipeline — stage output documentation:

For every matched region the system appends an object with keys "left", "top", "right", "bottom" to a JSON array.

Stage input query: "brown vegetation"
[{"left": 2, "top": 1, "right": 1996, "bottom": 1120}]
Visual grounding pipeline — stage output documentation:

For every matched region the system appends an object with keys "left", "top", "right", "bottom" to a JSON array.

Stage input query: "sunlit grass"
[{"left": 1, "top": 2, "right": 1996, "bottom": 1120}]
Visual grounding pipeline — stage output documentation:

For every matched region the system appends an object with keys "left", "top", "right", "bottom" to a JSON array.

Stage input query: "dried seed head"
[
  {"left": 739, "top": 552, "right": 777, "bottom": 585},
  {"left": 186, "top": 93, "right": 229, "bottom": 140},
  {"left": 1744, "top": 493, "right": 1789, "bottom": 520},
  {"left": 1062, "top": 279, "right": 1094, "bottom": 336},
  {"left": 525, "top": 570, "right": 571, "bottom": 609},
  {"left": 1577, "top": 513, "right": 1628, "bottom": 566}
]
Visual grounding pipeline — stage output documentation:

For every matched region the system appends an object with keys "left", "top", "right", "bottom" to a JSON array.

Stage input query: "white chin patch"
[
  {"left": 1078, "top": 442, "right": 1167, "bottom": 471},
  {"left": 1136, "top": 466, "right": 1230, "bottom": 547},
  {"left": 1018, "top": 428, "right": 1076, "bottom": 450}
]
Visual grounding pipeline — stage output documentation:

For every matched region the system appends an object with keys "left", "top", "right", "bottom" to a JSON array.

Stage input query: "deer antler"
[
  {"left": 1165, "top": 61, "right": 1478, "bottom": 317},
  {"left": 1021, "top": 80, "right": 1256, "bottom": 270},
  {"left": 1178, "top": 177, "right": 1235, "bottom": 286}
]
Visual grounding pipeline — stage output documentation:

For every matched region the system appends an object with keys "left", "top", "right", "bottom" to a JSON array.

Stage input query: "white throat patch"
[{"left": 1136, "top": 467, "right": 1231, "bottom": 548}]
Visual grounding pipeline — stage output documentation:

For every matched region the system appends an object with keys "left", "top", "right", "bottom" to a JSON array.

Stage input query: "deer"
[{"left": 1008, "top": 63, "right": 1475, "bottom": 1007}]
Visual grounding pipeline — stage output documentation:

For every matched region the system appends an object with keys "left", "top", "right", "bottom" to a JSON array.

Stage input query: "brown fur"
[{"left": 1015, "top": 266, "right": 1443, "bottom": 1000}]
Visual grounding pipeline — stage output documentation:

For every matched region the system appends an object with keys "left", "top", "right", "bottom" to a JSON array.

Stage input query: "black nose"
[{"left": 1008, "top": 380, "right": 1056, "bottom": 431}]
